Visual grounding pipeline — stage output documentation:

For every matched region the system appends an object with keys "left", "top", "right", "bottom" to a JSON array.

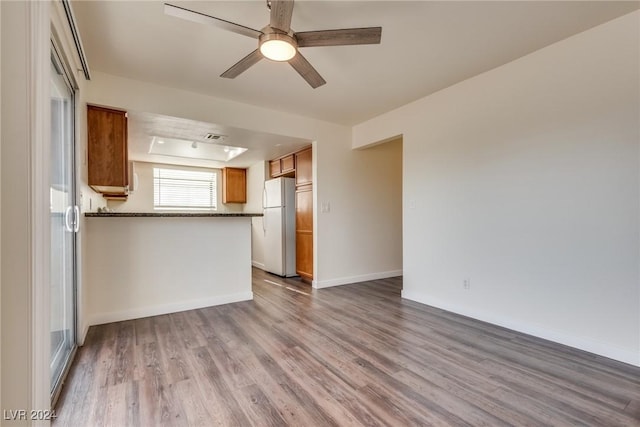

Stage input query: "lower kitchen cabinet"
[
  {"left": 296, "top": 232, "right": 313, "bottom": 281},
  {"left": 295, "top": 185, "right": 313, "bottom": 281}
]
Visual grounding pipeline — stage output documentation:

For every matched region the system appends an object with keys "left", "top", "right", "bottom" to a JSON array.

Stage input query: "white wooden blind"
[{"left": 153, "top": 167, "right": 217, "bottom": 210}]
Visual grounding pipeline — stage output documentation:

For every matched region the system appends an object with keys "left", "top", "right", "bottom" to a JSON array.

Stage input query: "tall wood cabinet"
[
  {"left": 87, "top": 105, "right": 129, "bottom": 198},
  {"left": 295, "top": 147, "right": 313, "bottom": 281}
]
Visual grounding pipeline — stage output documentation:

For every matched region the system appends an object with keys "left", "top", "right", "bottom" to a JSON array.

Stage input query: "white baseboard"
[
  {"left": 78, "top": 323, "right": 90, "bottom": 346},
  {"left": 252, "top": 261, "right": 265, "bottom": 270},
  {"left": 313, "top": 269, "right": 403, "bottom": 289},
  {"left": 86, "top": 291, "right": 254, "bottom": 327},
  {"left": 401, "top": 290, "right": 640, "bottom": 368}
]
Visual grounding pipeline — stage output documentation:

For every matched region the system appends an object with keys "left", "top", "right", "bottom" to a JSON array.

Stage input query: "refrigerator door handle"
[{"left": 262, "top": 187, "right": 267, "bottom": 233}]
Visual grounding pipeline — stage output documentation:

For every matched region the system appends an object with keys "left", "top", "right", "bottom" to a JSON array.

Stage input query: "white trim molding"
[
  {"left": 59, "top": 0, "right": 90, "bottom": 80},
  {"left": 251, "top": 260, "right": 266, "bottom": 270},
  {"left": 313, "top": 270, "right": 403, "bottom": 289},
  {"left": 402, "top": 290, "right": 640, "bottom": 368},
  {"left": 30, "top": 0, "right": 52, "bottom": 415},
  {"left": 1, "top": 0, "right": 52, "bottom": 419},
  {"left": 87, "top": 292, "right": 254, "bottom": 327}
]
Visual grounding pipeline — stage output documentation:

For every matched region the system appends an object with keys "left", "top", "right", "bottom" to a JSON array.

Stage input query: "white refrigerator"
[{"left": 263, "top": 177, "right": 297, "bottom": 277}]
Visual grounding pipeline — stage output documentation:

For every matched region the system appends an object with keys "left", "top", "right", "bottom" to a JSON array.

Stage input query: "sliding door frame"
[{"left": 49, "top": 41, "right": 79, "bottom": 406}]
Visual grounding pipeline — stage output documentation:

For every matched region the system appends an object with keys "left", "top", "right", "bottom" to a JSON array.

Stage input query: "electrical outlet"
[{"left": 463, "top": 279, "right": 470, "bottom": 290}]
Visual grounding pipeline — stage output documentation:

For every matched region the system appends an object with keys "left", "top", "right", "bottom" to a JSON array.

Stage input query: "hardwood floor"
[{"left": 54, "top": 268, "right": 640, "bottom": 426}]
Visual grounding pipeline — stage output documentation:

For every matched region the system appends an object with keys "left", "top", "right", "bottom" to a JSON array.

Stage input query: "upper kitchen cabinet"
[
  {"left": 280, "top": 154, "right": 295, "bottom": 175},
  {"left": 87, "top": 105, "right": 129, "bottom": 198},
  {"left": 269, "top": 153, "right": 295, "bottom": 178},
  {"left": 295, "top": 147, "right": 312, "bottom": 187},
  {"left": 222, "top": 167, "right": 247, "bottom": 203}
]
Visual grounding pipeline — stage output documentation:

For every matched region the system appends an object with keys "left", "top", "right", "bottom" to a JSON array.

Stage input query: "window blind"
[{"left": 153, "top": 167, "right": 217, "bottom": 210}]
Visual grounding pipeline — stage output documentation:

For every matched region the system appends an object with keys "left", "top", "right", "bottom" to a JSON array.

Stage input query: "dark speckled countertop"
[{"left": 85, "top": 212, "right": 263, "bottom": 218}]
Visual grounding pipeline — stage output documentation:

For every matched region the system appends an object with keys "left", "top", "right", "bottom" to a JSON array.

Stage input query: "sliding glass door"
[{"left": 50, "top": 49, "right": 78, "bottom": 399}]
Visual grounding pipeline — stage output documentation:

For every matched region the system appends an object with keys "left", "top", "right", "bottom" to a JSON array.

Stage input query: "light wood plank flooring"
[{"left": 54, "top": 268, "right": 640, "bottom": 426}]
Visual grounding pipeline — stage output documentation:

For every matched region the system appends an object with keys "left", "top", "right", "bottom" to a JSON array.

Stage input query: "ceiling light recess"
[
  {"left": 259, "top": 31, "right": 297, "bottom": 62},
  {"left": 150, "top": 136, "right": 247, "bottom": 162}
]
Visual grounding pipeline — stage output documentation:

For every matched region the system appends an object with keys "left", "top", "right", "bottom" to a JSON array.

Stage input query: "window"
[{"left": 153, "top": 167, "right": 217, "bottom": 210}]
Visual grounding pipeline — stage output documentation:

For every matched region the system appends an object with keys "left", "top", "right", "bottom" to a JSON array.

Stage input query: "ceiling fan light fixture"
[
  {"left": 259, "top": 32, "right": 297, "bottom": 61},
  {"left": 165, "top": 2, "right": 381, "bottom": 88}
]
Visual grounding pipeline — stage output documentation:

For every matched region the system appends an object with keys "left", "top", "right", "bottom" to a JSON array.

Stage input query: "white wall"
[
  {"left": 315, "top": 137, "right": 403, "bottom": 287},
  {"left": 354, "top": 11, "right": 640, "bottom": 366},
  {"left": 1, "top": 0, "right": 52, "bottom": 421},
  {"left": 0, "top": 0, "right": 3, "bottom": 414},
  {"left": 105, "top": 161, "right": 244, "bottom": 213},
  {"left": 2, "top": 2, "right": 33, "bottom": 413},
  {"left": 246, "top": 161, "right": 268, "bottom": 269},
  {"left": 85, "top": 216, "right": 253, "bottom": 326}
]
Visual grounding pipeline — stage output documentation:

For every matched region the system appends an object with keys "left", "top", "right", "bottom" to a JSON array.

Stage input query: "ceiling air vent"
[{"left": 204, "top": 133, "right": 227, "bottom": 141}]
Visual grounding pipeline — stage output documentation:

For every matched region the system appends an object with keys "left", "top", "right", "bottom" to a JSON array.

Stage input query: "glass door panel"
[{"left": 50, "top": 51, "right": 77, "bottom": 397}]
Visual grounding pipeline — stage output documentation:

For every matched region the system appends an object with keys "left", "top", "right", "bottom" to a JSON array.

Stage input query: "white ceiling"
[{"left": 72, "top": 1, "right": 639, "bottom": 167}]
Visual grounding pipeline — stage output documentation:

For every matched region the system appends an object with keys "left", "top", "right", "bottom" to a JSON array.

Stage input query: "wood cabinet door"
[
  {"left": 222, "top": 167, "right": 246, "bottom": 203},
  {"left": 87, "top": 105, "right": 128, "bottom": 191},
  {"left": 295, "top": 187, "right": 313, "bottom": 231},
  {"left": 296, "top": 187, "right": 313, "bottom": 279},
  {"left": 269, "top": 160, "right": 281, "bottom": 178},
  {"left": 296, "top": 232, "right": 313, "bottom": 280},
  {"left": 295, "top": 147, "right": 312, "bottom": 187},
  {"left": 281, "top": 154, "right": 295, "bottom": 174}
]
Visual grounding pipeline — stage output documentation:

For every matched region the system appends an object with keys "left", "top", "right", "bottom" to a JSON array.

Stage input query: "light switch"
[{"left": 321, "top": 202, "right": 330, "bottom": 213}]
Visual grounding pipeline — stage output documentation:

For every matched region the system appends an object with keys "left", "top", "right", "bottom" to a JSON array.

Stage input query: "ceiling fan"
[{"left": 164, "top": 1, "right": 382, "bottom": 88}]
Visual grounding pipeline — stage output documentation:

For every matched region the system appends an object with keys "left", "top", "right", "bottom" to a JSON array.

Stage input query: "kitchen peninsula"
[{"left": 84, "top": 212, "right": 262, "bottom": 330}]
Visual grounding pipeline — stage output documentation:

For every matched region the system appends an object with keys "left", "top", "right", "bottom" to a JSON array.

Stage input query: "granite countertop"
[{"left": 85, "top": 212, "right": 263, "bottom": 218}]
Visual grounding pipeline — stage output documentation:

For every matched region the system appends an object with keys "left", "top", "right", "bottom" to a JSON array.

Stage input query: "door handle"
[
  {"left": 73, "top": 205, "right": 80, "bottom": 232},
  {"left": 263, "top": 210, "right": 266, "bottom": 234},
  {"left": 64, "top": 206, "right": 73, "bottom": 232}
]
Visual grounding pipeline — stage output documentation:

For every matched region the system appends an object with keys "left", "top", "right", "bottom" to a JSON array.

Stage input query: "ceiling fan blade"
[
  {"left": 220, "top": 49, "right": 263, "bottom": 79},
  {"left": 289, "top": 52, "right": 326, "bottom": 89},
  {"left": 270, "top": 0, "right": 295, "bottom": 33},
  {"left": 296, "top": 27, "right": 382, "bottom": 47},
  {"left": 164, "top": 3, "right": 262, "bottom": 39}
]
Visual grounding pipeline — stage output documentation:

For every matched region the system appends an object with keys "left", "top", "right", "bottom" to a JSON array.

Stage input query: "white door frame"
[{"left": 1, "top": 0, "right": 52, "bottom": 419}]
